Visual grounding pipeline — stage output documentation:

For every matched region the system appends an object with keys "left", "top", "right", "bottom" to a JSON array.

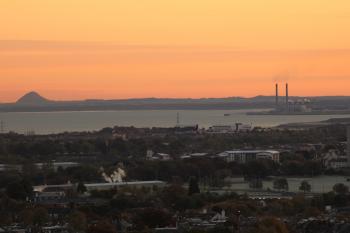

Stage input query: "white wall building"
[
  {"left": 217, "top": 150, "right": 280, "bottom": 163},
  {"left": 34, "top": 181, "right": 166, "bottom": 192},
  {"left": 0, "top": 162, "right": 79, "bottom": 172},
  {"left": 209, "top": 125, "right": 236, "bottom": 133},
  {"left": 323, "top": 149, "right": 348, "bottom": 169},
  {"left": 208, "top": 123, "right": 252, "bottom": 134}
]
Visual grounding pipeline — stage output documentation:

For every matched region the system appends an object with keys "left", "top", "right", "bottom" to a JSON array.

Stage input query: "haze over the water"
[{"left": 1, "top": 0, "right": 350, "bottom": 102}]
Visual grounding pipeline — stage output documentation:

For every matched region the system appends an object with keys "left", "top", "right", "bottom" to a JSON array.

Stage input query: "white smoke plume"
[
  {"left": 273, "top": 71, "right": 293, "bottom": 82},
  {"left": 102, "top": 167, "right": 126, "bottom": 183}
]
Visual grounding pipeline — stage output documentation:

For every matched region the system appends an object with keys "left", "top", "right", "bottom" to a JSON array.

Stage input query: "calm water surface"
[{"left": 1, "top": 109, "right": 350, "bottom": 134}]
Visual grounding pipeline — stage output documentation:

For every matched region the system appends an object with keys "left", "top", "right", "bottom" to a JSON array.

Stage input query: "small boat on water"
[{"left": 224, "top": 113, "right": 231, "bottom": 116}]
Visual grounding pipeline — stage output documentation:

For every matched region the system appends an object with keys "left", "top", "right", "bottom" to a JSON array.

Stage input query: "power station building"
[{"left": 274, "top": 83, "right": 311, "bottom": 113}]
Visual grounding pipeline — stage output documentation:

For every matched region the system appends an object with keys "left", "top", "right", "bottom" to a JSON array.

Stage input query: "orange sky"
[{"left": 0, "top": 0, "right": 350, "bottom": 102}]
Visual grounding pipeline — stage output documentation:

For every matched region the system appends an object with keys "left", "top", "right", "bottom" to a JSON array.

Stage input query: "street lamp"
[
  {"left": 232, "top": 210, "right": 241, "bottom": 233},
  {"left": 236, "top": 210, "right": 241, "bottom": 233}
]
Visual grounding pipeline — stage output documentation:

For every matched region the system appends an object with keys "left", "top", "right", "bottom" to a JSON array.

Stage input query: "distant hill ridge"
[
  {"left": 2, "top": 91, "right": 350, "bottom": 112},
  {"left": 14, "top": 91, "right": 278, "bottom": 105},
  {"left": 14, "top": 91, "right": 350, "bottom": 104},
  {"left": 16, "top": 91, "right": 52, "bottom": 105}
]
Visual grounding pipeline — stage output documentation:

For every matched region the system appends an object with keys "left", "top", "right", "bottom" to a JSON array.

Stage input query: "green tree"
[
  {"left": 77, "top": 181, "right": 87, "bottom": 194},
  {"left": 133, "top": 208, "right": 172, "bottom": 230},
  {"left": 162, "top": 184, "right": 186, "bottom": 202},
  {"left": 299, "top": 180, "right": 311, "bottom": 193},
  {"left": 68, "top": 211, "right": 87, "bottom": 233},
  {"left": 188, "top": 177, "right": 200, "bottom": 196},
  {"left": 244, "top": 160, "right": 277, "bottom": 179},
  {"left": 41, "top": 160, "right": 54, "bottom": 173},
  {"left": 249, "top": 178, "right": 263, "bottom": 189},
  {"left": 19, "top": 209, "right": 34, "bottom": 227},
  {"left": 22, "top": 162, "right": 39, "bottom": 180},
  {"left": 6, "top": 178, "right": 33, "bottom": 200},
  {"left": 273, "top": 178, "right": 289, "bottom": 191},
  {"left": 87, "top": 220, "right": 117, "bottom": 233},
  {"left": 252, "top": 217, "right": 289, "bottom": 233},
  {"left": 208, "top": 226, "right": 231, "bottom": 233},
  {"left": 0, "top": 194, "right": 25, "bottom": 230},
  {"left": 333, "top": 183, "right": 349, "bottom": 195},
  {"left": 32, "top": 207, "right": 49, "bottom": 226}
]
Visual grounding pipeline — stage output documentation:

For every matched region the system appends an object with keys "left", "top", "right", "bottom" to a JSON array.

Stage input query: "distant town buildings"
[{"left": 322, "top": 126, "right": 350, "bottom": 169}]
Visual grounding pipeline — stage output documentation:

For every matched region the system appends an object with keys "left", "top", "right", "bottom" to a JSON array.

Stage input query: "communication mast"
[{"left": 176, "top": 112, "right": 180, "bottom": 125}]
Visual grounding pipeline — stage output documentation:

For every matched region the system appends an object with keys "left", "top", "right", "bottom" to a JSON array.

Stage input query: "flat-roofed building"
[
  {"left": 208, "top": 125, "right": 236, "bottom": 133},
  {"left": 34, "top": 180, "right": 166, "bottom": 192},
  {"left": 217, "top": 150, "right": 280, "bottom": 163},
  {"left": 0, "top": 162, "right": 79, "bottom": 172}
]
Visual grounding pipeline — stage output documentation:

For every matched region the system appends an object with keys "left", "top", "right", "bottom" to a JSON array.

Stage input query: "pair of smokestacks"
[{"left": 275, "top": 83, "right": 289, "bottom": 110}]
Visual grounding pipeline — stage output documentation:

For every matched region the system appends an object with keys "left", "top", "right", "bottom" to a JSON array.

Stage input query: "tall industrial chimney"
[
  {"left": 286, "top": 83, "right": 289, "bottom": 111},
  {"left": 275, "top": 83, "right": 279, "bottom": 108}
]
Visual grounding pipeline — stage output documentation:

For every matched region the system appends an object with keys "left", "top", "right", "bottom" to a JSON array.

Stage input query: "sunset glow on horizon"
[{"left": 1, "top": 0, "right": 350, "bottom": 102}]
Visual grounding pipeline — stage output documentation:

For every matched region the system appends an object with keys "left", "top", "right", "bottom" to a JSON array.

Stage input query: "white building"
[
  {"left": 180, "top": 153, "right": 208, "bottom": 160},
  {"left": 323, "top": 149, "right": 348, "bottom": 169},
  {"left": 209, "top": 125, "right": 236, "bottom": 133},
  {"left": 0, "top": 162, "right": 79, "bottom": 172},
  {"left": 236, "top": 123, "right": 253, "bottom": 132},
  {"left": 327, "top": 158, "right": 348, "bottom": 169},
  {"left": 35, "top": 162, "right": 80, "bottom": 171},
  {"left": 217, "top": 150, "right": 280, "bottom": 163},
  {"left": 34, "top": 187, "right": 66, "bottom": 202},
  {"left": 208, "top": 123, "right": 252, "bottom": 134},
  {"left": 34, "top": 181, "right": 166, "bottom": 192}
]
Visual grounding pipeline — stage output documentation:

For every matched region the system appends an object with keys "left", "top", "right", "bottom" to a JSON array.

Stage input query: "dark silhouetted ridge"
[{"left": 16, "top": 91, "right": 51, "bottom": 105}]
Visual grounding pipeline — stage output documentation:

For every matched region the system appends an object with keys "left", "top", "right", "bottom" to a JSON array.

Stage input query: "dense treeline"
[
  {"left": 0, "top": 124, "right": 349, "bottom": 232},
  {"left": 0, "top": 155, "right": 323, "bottom": 195},
  {"left": 0, "top": 124, "right": 346, "bottom": 164},
  {"left": 2, "top": 179, "right": 350, "bottom": 233}
]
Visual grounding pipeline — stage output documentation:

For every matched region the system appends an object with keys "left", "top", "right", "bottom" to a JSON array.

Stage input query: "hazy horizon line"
[
  {"left": 2, "top": 91, "right": 350, "bottom": 104},
  {"left": 2, "top": 39, "right": 350, "bottom": 53}
]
